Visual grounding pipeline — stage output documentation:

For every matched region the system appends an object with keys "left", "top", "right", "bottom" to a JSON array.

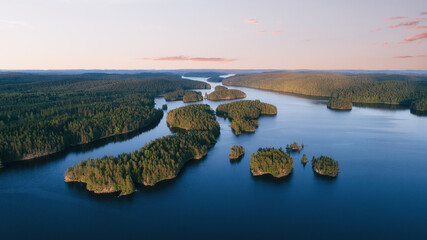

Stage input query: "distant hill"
[{"left": 223, "top": 71, "right": 427, "bottom": 114}]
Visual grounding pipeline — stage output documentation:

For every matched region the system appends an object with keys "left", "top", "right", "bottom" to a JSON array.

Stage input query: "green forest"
[
  {"left": 207, "top": 86, "right": 246, "bottom": 100},
  {"left": 65, "top": 104, "right": 220, "bottom": 195},
  {"left": 216, "top": 100, "right": 277, "bottom": 135},
  {"left": 250, "top": 147, "right": 293, "bottom": 178},
  {"left": 327, "top": 98, "right": 353, "bottom": 110},
  {"left": 164, "top": 90, "right": 203, "bottom": 103},
  {"left": 0, "top": 74, "right": 210, "bottom": 166},
  {"left": 229, "top": 145, "right": 245, "bottom": 159},
  {"left": 312, "top": 156, "right": 339, "bottom": 177},
  {"left": 223, "top": 71, "right": 427, "bottom": 114}
]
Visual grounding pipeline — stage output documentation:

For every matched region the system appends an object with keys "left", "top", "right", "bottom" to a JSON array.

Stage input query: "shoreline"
[{"left": 1, "top": 114, "right": 163, "bottom": 168}]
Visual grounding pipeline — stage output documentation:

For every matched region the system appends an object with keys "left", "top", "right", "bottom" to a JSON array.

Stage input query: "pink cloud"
[
  {"left": 138, "top": 56, "right": 237, "bottom": 62},
  {"left": 383, "top": 42, "right": 389, "bottom": 46},
  {"left": 410, "top": 25, "right": 427, "bottom": 29},
  {"left": 394, "top": 55, "right": 427, "bottom": 59},
  {"left": 370, "top": 28, "right": 381, "bottom": 33},
  {"left": 400, "top": 32, "right": 427, "bottom": 43},
  {"left": 272, "top": 30, "right": 284, "bottom": 34},
  {"left": 385, "top": 16, "right": 408, "bottom": 21},
  {"left": 389, "top": 18, "right": 422, "bottom": 28},
  {"left": 276, "top": 20, "right": 283, "bottom": 25},
  {"left": 421, "top": 12, "right": 427, "bottom": 15},
  {"left": 245, "top": 18, "right": 259, "bottom": 25},
  {"left": 256, "top": 30, "right": 267, "bottom": 34}
]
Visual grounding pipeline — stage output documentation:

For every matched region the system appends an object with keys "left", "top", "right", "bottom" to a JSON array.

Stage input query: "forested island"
[
  {"left": 0, "top": 74, "right": 210, "bottom": 166},
  {"left": 207, "top": 86, "right": 246, "bottom": 101},
  {"left": 229, "top": 145, "right": 245, "bottom": 160},
  {"left": 223, "top": 71, "right": 427, "bottom": 115},
  {"left": 65, "top": 104, "right": 220, "bottom": 195},
  {"left": 327, "top": 98, "right": 353, "bottom": 110},
  {"left": 250, "top": 147, "right": 293, "bottom": 178},
  {"left": 286, "top": 142, "right": 304, "bottom": 152},
  {"left": 164, "top": 90, "right": 203, "bottom": 103},
  {"left": 301, "top": 154, "right": 308, "bottom": 165},
  {"left": 312, "top": 156, "right": 339, "bottom": 177},
  {"left": 216, "top": 100, "right": 277, "bottom": 135},
  {"left": 410, "top": 98, "right": 427, "bottom": 115}
]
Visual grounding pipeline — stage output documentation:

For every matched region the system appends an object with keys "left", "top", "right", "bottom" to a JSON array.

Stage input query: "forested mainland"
[
  {"left": 216, "top": 100, "right": 277, "bottom": 135},
  {"left": 223, "top": 71, "right": 427, "bottom": 114},
  {"left": 64, "top": 104, "right": 220, "bottom": 195},
  {"left": 250, "top": 147, "right": 293, "bottom": 178},
  {"left": 207, "top": 86, "right": 246, "bottom": 101},
  {"left": 0, "top": 73, "right": 210, "bottom": 167}
]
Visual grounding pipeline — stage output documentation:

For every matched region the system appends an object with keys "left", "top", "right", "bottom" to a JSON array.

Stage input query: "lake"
[{"left": 1, "top": 77, "right": 427, "bottom": 240}]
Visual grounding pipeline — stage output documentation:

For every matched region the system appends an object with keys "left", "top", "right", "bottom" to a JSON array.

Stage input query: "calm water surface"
[{"left": 1, "top": 77, "right": 427, "bottom": 239}]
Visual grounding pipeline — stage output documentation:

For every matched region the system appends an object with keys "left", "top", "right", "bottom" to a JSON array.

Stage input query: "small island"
[
  {"left": 65, "top": 104, "right": 220, "bottom": 195},
  {"left": 207, "top": 76, "right": 224, "bottom": 82},
  {"left": 312, "top": 155, "right": 339, "bottom": 177},
  {"left": 207, "top": 86, "right": 246, "bottom": 101},
  {"left": 229, "top": 145, "right": 245, "bottom": 160},
  {"left": 164, "top": 90, "right": 203, "bottom": 103},
  {"left": 216, "top": 100, "right": 277, "bottom": 135},
  {"left": 250, "top": 147, "right": 293, "bottom": 178},
  {"left": 162, "top": 104, "right": 167, "bottom": 110},
  {"left": 301, "top": 154, "right": 308, "bottom": 165},
  {"left": 286, "top": 142, "right": 304, "bottom": 152},
  {"left": 327, "top": 98, "right": 352, "bottom": 110},
  {"left": 410, "top": 98, "right": 427, "bottom": 115}
]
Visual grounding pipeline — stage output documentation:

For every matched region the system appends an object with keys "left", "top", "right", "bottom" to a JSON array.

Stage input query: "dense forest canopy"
[
  {"left": 327, "top": 98, "right": 353, "bottom": 110},
  {"left": 250, "top": 147, "right": 293, "bottom": 178},
  {"left": 207, "top": 86, "right": 246, "bottom": 101},
  {"left": 216, "top": 100, "right": 277, "bottom": 135},
  {"left": 0, "top": 74, "right": 210, "bottom": 166},
  {"left": 65, "top": 104, "right": 220, "bottom": 195},
  {"left": 312, "top": 156, "right": 339, "bottom": 177},
  {"left": 229, "top": 145, "right": 245, "bottom": 159},
  {"left": 164, "top": 90, "right": 203, "bottom": 103},
  {"left": 223, "top": 71, "right": 427, "bottom": 114}
]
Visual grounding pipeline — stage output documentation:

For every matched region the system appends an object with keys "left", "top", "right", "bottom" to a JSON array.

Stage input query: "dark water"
[{"left": 1, "top": 77, "right": 427, "bottom": 240}]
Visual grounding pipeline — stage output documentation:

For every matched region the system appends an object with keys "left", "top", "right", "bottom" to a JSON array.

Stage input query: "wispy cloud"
[
  {"left": 0, "top": 19, "right": 32, "bottom": 28},
  {"left": 137, "top": 56, "right": 237, "bottom": 63},
  {"left": 383, "top": 42, "right": 389, "bottom": 46},
  {"left": 245, "top": 18, "right": 259, "bottom": 25},
  {"left": 389, "top": 18, "right": 422, "bottom": 28},
  {"left": 421, "top": 12, "right": 427, "bottom": 15},
  {"left": 276, "top": 21, "right": 283, "bottom": 25},
  {"left": 256, "top": 30, "right": 266, "bottom": 34},
  {"left": 385, "top": 16, "right": 408, "bottom": 21},
  {"left": 272, "top": 30, "right": 284, "bottom": 34},
  {"left": 370, "top": 28, "right": 381, "bottom": 33},
  {"left": 400, "top": 32, "right": 427, "bottom": 43},
  {"left": 394, "top": 55, "right": 427, "bottom": 59},
  {"left": 410, "top": 25, "right": 427, "bottom": 29}
]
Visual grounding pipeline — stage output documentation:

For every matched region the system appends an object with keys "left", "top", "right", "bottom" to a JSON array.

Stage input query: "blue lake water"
[{"left": 1, "top": 77, "right": 427, "bottom": 239}]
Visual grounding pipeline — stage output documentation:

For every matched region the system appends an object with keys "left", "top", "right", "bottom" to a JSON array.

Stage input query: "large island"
[
  {"left": 64, "top": 104, "right": 220, "bottom": 195},
  {"left": 216, "top": 100, "right": 277, "bottom": 135},
  {"left": 164, "top": 90, "right": 203, "bottom": 103},
  {"left": 207, "top": 86, "right": 246, "bottom": 101}
]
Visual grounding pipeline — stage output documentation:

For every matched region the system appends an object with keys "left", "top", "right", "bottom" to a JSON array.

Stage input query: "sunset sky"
[{"left": 1, "top": 0, "right": 426, "bottom": 70}]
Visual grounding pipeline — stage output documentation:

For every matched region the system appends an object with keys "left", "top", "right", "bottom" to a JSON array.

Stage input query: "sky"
[{"left": 0, "top": 0, "right": 426, "bottom": 70}]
